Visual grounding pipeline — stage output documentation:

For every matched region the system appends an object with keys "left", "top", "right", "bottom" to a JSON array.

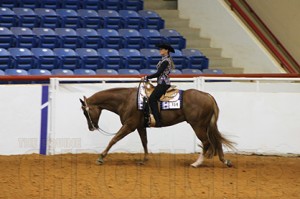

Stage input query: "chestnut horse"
[{"left": 80, "top": 83, "right": 234, "bottom": 167}]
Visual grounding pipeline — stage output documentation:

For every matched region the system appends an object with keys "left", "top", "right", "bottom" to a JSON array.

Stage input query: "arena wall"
[
  {"left": 178, "top": 0, "right": 284, "bottom": 73},
  {"left": 1, "top": 78, "right": 300, "bottom": 155}
]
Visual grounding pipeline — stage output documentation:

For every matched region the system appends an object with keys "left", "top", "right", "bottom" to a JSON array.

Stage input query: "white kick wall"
[
  {"left": 1, "top": 78, "right": 300, "bottom": 155},
  {"left": 178, "top": 0, "right": 284, "bottom": 73}
]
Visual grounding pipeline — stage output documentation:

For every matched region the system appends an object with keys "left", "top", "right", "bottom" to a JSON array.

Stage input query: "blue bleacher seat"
[
  {"left": 28, "top": 69, "right": 52, "bottom": 75},
  {"left": 119, "top": 48, "right": 145, "bottom": 69},
  {"left": 171, "top": 69, "right": 182, "bottom": 75},
  {"left": 140, "top": 29, "right": 166, "bottom": 48},
  {"left": 34, "top": 8, "right": 61, "bottom": 28},
  {"left": 76, "top": 28, "right": 103, "bottom": 49},
  {"left": 139, "top": 68, "right": 156, "bottom": 75},
  {"left": 77, "top": 9, "right": 102, "bottom": 29},
  {"left": 182, "top": 49, "right": 209, "bottom": 70},
  {"left": 39, "top": 0, "right": 60, "bottom": 9},
  {"left": 0, "top": 48, "right": 13, "bottom": 70},
  {"left": 138, "top": 10, "right": 164, "bottom": 30},
  {"left": 81, "top": 0, "right": 104, "bottom": 10},
  {"left": 5, "top": 69, "right": 28, "bottom": 75},
  {"left": 170, "top": 49, "right": 187, "bottom": 69},
  {"left": 53, "top": 48, "right": 81, "bottom": 69},
  {"left": 61, "top": 0, "right": 81, "bottom": 10},
  {"left": 56, "top": 9, "right": 81, "bottom": 29},
  {"left": 98, "top": 48, "right": 123, "bottom": 69},
  {"left": 119, "top": 10, "right": 144, "bottom": 29},
  {"left": 0, "top": 7, "right": 18, "bottom": 27},
  {"left": 98, "top": 29, "right": 124, "bottom": 49},
  {"left": 118, "top": 68, "right": 140, "bottom": 75},
  {"left": 181, "top": 69, "right": 203, "bottom": 75},
  {"left": 0, "top": 27, "right": 15, "bottom": 48},
  {"left": 0, "top": 69, "right": 4, "bottom": 75},
  {"left": 33, "top": 28, "right": 61, "bottom": 48},
  {"left": 74, "top": 68, "right": 96, "bottom": 75},
  {"left": 98, "top": 10, "right": 124, "bottom": 29},
  {"left": 140, "top": 48, "right": 161, "bottom": 69},
  {"left": 8, "top": 48, "right": 36, "bottom": 69},
  {"left": 31, "top": 48, "right": 59, "bottom": 70},
  {"left": 55, "top": 28, "right": 82, "bottom": 49},
  {"left": 96, "top": 68, "right": 118, "bottom": 75},
  {"left": 11, "top": 27, "right": 39, "bottom": 48},
  {"left": 0, "top": 1, "right": 18, "bottom": 9},
  {"left": 202, "top": 69, "right": 224, "bottom": 74},
  {"left": 13, "top": 8, "right": 39, "bottom": 28},
  {"left": 119, "top": 29, "right": 145, "bottom": 49},
  {"left": 52, "top": 69, "right": 74, "bottom": 75},
  {"left": 75, "top": 48, "right": 103, "bottom": 69},
  {"left": 19, "top": 0, "right": 40, "bottom": 8},
  {"left": 122, "top": 0, "right": 144, "bottom": 11},
  {"left": 102, "top": 0, "right": 122, "bottom": 10},
  {"left": 160, "top": 29, "right": 186, "bottom": 50}
]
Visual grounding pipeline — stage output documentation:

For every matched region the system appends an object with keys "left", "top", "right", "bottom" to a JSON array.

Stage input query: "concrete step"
[
  {"left": 154, "top": 9, "right": 179, "bottom": 18},
  {"left": 165, "top": 19, "right": 190, "bottom": 28},
  {"left": 172, "top": 27, "right": 201, "bottom": 37},
  {"left": 209, "top": 66, "right": 244, "bottom": 74},
  {"left": 196, "top": 48, "right": 222, "bottom": 57},
  {"left": 208, "top": 57, "right": 233, "bottom": 67},
  {"left": 186, "top": 38, "right": 211, "bottom": 48},
  {"left": 144, "top": 0, "right": 177, "bottom": 10}
]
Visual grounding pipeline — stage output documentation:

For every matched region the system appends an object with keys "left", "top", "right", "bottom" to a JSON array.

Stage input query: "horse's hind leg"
[
  {"left": 217, "top": 143, "right": 232, "bottom": 167},
  {"left": 190, "top": 125, "right": 209, "bottom": 168}
]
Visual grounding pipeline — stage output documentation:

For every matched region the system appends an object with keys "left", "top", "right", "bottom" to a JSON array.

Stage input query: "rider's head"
[{"left": 157, "top": 43, "right": 175, "bottom": 56}]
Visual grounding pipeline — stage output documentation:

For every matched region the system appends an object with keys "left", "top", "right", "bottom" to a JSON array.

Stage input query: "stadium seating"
[
  {"left": 51, "top": 69, "right": 74, "bottom": 75},
  {"left": 119, "top": 10, "right": 144, "bottom": 29},
  {"left": 102, "top": 0, "right": 122, "bottom": 10},
  {"left": 118, "top": 68, "right": 140, "bottom": 75},
  {"left": 98, "top": 10, "right": 124, "bottom": 29},
  {"left": 0, "top": 69, "right": 4, "bottom": 75},
  {"left": 33, "top": 28, "right": 61, "bottom": 48},
  {"left": 39, "top": 0, "right": 60, "bottom": 10},
  {"left": 160, "top": 29, "right": 186, "bottom": 50},
  {"left": 55, "top": 28, "right": 82, "bottom": 48},
  {"left": 140, "top": 29, "right": 166, "bottom": 48},
  {"left": 170, "top": 69, "right": 182, "bottom": 74},
  {"left": 98, "top": 48, "right": 123, "bottom": 69},
  {"left": 0, "top": 27, "right": 15, "bottom": 48},
  {"left": 19, "top": 0, "right": 39, "bottom": 9},
  {"left": 140, "top": 48, "right": 161, "bottom": 69},
  {"left": 11, "top": 27, "right": 38, "bottom": 48},
  {"left": 60, "top": 0, "right": 81, "bottom": 10},
  {"left": 56, "top": 9, "right": 81, "bottom": 28},
  {"left": 53, "top": 48, "right": 81, "bottom": 69},
  {"left": 170, "top": 49, "right": 187, "bottom": 69},
  {"left": 13, "top": 8, "right": 39, "bottom": 28},
  {"left": 76, "top": 28, "right": 103, "bottom": 49},
  {"left": 81, "top": 0, "right": 103, "bottom": 10},
  {"left": 75, "top": 48, "right": 102, "bottom": 69},
  {"left": 96, "top": 68, "right": 118, "bottom": 75},
  {"left": 74, "top": 68, "right": 96, "bottom": 75},
  {"left": 98, "top": 29, "right": 123, "bottom": 49},
  {"left": 182, "top": 49, "right": 209, "bottom": 70},
  {"left": 31, "top": 48, "right": 59, "bottom": 69},
  {"left": 77, "top": 9, "right": 102, "bottom": 29},
  {"left": 0, "top": 7, "right": 18, "bottom": 27},
  {"left": 122, "top": 0, "right": 143, "bottom": 11},
  {"left": 119, "top": 48, "right": 146, "bottom": 69},
  {"left": 34, "top": 8, "right": 61, "bottom": 28},
  {"left": 181, "top": 69, "right": 202, "bottom": 74},
  {"left": 8, "top": 48, "right": 36, "bottom": 69},
  {"left": 5, "top": 68, "right": 28, "bottom": 75},
  {"left": 202, "top": 68, "right": 224, "bottom": 74},
  {"left": 28, "top": 68, "right": 52, "bottom": 75},
  {"left": 119, "top": 28, "right": 144, "bottom": 49},
  {"left": 138, "top": 10, "right": 164, "bottom": 30},
  {"left": 0, "top": 1, "right": 17, "bottom": 9},
  {"left": 139, "top": 68, "right": 156, "bottom": 75},
  {"left": 0, "top": 48, "right": 12, "bottom": 69}
]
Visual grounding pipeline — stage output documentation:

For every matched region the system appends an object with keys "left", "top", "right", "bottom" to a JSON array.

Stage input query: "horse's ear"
[{"left": 79, "top": 98, "right": 84, "bottom": 105}]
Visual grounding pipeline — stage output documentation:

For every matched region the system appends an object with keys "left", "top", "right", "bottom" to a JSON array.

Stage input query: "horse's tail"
[{"left": 204, "top": 94, "right": 235, "bottom": 159}]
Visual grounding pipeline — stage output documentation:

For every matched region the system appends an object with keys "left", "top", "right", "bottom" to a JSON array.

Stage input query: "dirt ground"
[{"left": 0, "top": 153, "right": 299, "bottom": 199}]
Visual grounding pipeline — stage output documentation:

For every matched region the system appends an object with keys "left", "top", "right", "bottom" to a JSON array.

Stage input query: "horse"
[{"left": 79, "top": 81, "right": 235, "bottom": 167}]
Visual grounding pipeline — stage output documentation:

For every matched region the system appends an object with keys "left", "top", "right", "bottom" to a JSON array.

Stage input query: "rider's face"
[{"left": 159, "top": 48, "right": 169, "bottom": 56}]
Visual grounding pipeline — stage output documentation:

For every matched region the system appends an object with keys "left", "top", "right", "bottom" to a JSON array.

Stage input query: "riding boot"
[{"left": 152, "top": 108, "right": 162, "bottom": 127}]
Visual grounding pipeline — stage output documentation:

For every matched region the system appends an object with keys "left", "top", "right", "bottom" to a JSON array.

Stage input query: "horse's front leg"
[
  {"left": 137, "top": 127, "right": 148, "bottom": 164},
  {"left": 97, "top": 124, "right": 135, "bottom": 165}
]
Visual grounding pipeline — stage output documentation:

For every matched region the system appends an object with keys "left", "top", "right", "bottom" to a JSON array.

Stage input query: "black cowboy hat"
[{"left": 156, "top": 43, "right": 175, "bottom": 53}]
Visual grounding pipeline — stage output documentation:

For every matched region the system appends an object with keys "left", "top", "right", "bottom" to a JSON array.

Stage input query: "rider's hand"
[{"left": 142, "top": 76, "right": 148, "bottom": 81}]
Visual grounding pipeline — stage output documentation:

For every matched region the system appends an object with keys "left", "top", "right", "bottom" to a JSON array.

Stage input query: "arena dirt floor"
[{"left": 0, "top": 153, "right": 299, "bottom": 199}]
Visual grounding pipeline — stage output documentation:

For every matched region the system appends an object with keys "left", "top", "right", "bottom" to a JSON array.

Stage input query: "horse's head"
[{"left": 80, "top": 96, "right": 101, "bottom": 131}]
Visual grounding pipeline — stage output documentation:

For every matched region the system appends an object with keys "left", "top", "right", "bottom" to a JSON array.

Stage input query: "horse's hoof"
[
  {"left": 96, "top": 157, "right": 104, "bottom": 165},
  {"left": 136, "top": 160, "right": 145, "bottom": 165},
  {"left": 225, "top": 160, "right": 232, "bottom": 167}
]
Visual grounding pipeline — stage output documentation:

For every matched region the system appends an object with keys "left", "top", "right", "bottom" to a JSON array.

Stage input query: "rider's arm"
[{"left": 146, "top": 61, "right": 168, "bottom": 80}]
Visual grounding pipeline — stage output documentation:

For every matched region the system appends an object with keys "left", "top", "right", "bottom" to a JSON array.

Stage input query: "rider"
[{"left": 144, "top": 43, "right": 175, "bottom": 127}]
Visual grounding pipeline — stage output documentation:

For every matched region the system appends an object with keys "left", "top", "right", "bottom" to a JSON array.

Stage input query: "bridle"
[{"left": 82, "top": 99, "right": 116, "bottom": 136}]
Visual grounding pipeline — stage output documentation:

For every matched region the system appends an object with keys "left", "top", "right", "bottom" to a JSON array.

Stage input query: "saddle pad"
[{"left": 137, "top": 83, "right": 183, "bottom": 110}]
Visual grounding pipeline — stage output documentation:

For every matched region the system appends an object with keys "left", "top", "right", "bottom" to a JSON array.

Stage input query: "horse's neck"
[{"left": 88, "top": 88, "right": 132, "bottom": 113}]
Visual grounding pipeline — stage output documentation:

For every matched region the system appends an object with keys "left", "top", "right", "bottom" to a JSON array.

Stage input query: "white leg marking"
[{"left": 191, "top": 152, "right": 204, "bottom": 168}]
